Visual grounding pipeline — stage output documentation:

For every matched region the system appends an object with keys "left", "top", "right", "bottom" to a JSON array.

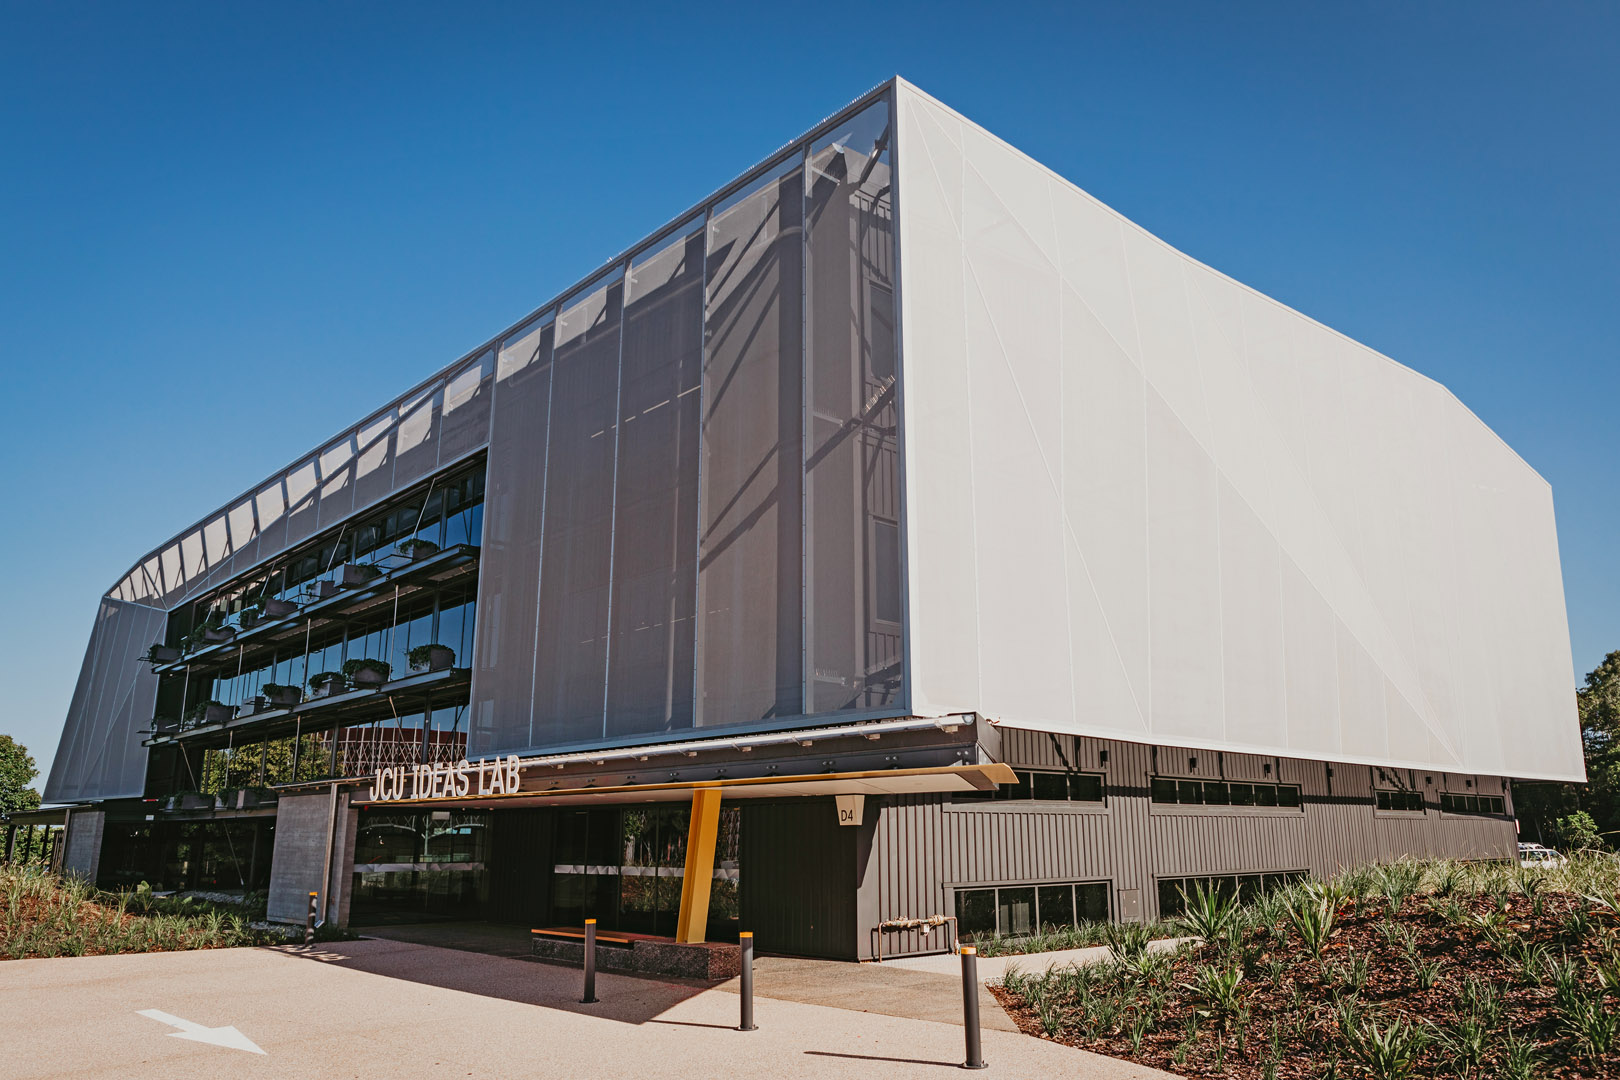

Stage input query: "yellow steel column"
[{"left": 675, "top": 788, "right": 722, "bottom": 943}]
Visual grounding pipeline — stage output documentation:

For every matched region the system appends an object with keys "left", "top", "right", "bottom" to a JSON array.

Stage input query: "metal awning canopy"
[{"left": 353, "top": 762, "right": 1017, "bottom": 809}]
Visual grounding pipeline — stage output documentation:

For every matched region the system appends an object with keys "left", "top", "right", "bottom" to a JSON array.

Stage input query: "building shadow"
[{"left": 270, "top": 929, "right": 712, "bottom": 1026}]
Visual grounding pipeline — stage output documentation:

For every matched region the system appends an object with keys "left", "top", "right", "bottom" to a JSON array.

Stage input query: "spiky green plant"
[
  {"left": 1287, "top": 885, "right": 1339, "bottom": 956},
  {"left": 1339, "top": 1014, "right": 1430, "bottom": 1080}
]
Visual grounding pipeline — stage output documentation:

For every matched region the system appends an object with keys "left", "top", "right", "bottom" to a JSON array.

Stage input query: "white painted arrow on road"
[{"left": 137, "top": 1010, "right": 266, "bottom": 1055}]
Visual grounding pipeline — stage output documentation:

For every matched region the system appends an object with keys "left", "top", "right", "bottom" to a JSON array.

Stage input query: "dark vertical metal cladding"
[
  {"left": 861, "top": 732, "right": 1519, "bottom": 958},
  {"left": 740, "top": 799, "right": 857, "bottom": 959},
  {"left": 485, "top": 809, "right": 554, "bottom": 925}
]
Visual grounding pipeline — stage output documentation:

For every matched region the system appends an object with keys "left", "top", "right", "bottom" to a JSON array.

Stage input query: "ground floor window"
[
  {"left": 550, "top": 805, "right": 740, "bottom": 940},
  {"left": 1156, "top": 870, "right": 1306, "bottom": 918},
  {"left": 1440, "top": 792, "right": 1506, "bottom": 816},
  {"left": 954, "top": 880, "right": 1109, "bottom": 941},
  {"left": 351, "top": 809, "right": 490, "bottom": 922},
  {"left": 1151, "top": 777, "right": 1301, "bottom": 808}
]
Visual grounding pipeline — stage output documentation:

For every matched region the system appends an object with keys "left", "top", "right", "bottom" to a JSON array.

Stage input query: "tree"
[
  {"left": 1554, "top": 810, "right": 1602, "bottom": 852},
  {"left": 0, "top": 735, "right": 42, "bottom": 816},
  {"left": 1514, "top": 650, "right": 1620, "bottom": 849}
]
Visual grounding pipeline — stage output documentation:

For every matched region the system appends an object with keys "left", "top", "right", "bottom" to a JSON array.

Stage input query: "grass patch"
[
  {"left": 2, "top": 864, "right": 316, "bottom": 959},
  {"left": 991, "top": 856, "right": 1620, "bottom": 1078}
]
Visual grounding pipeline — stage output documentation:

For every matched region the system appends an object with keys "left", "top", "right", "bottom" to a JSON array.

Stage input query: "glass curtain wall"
[{"left": 470, "top": 89, "right": 904, "bottom": 757}]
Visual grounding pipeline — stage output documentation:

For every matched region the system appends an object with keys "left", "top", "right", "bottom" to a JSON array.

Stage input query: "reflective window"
[
  {"left": 1152, "top": 776, "right": 1301, "bottom": 809},
  {"left": 954, "top": 881, "right": 1111, "bottom": 942},
  {"left": 1157, "top": 871, "right": 1306, "bottom": 918}
]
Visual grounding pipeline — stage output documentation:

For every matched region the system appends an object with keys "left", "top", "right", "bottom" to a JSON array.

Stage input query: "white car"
[{"left": 1518, "top": 842, "right": 1566, "bottom": 869}]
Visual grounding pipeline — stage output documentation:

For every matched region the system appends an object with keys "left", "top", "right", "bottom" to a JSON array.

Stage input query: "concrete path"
[
  {"left": 882, "top": 937, "right": 1198, "bottom": 980},
  {"left": 0, "top": 938, "right": 1179, "bottom": 1079}
]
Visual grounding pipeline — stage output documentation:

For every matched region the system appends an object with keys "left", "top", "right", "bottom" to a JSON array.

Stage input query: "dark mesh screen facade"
[{"left": 54, "top": 86, "right": 907, "bottom": 797}]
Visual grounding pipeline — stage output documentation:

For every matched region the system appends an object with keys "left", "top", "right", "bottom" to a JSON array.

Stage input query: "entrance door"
[
  {"left": 618, "top": 806, "right": 687, "bottom": 936},
  {"left": 550, "top": 808, "right": 620, "bottom": 928},
  {"left": 740, "top": 799, "right": 856, "bottom": 958}
]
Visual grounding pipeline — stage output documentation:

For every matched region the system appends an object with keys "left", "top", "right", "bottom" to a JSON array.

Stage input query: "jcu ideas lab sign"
[{"left": 367, "top": 756, "right": 521, "bottom": 802}]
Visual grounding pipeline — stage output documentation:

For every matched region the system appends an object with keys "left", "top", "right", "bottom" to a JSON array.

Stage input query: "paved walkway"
[
  {"left": 882, "top": 937, "right": 1198, "bottom": 980},
  {"left": 1, "top": 938, "right": 1179, "bottom": 1079}
]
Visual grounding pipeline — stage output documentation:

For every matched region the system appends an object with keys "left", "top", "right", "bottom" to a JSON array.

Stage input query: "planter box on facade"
[
  {"left": 264, "top": 598, "right": 299, "bottom": 618},
  {"left": 400, "top": 539, "right": 441, "bottom": 561},
  {"left": 350, "top": 667, "right": 388, "bottom": 688},
  {"left": 220, "top": 787, "right": 278, "bottom": 811},
  {"left": 263, "top": 685, "right": 302, "bottom": 708},
  {"left": 201, "top": 626, "right": 236, "bottom": 644},
  {"left": 409, "top": 645, "right": 456, "bottom": 674},
  {"left": 239, "top": 611, "right": 263, "bottom": 631},
  {"left": 237, "top": 696, "right": 266, "bottom": 718},
  {"left": 145, "top": 645, "right": 180, "bottom": 664},
  {"left": 203, "top": 703, "right": 233, "bottom": 726},
  {"left": 310, "top": 677, "right": 345, "bottom": 698},
  {"left": 310, "top": 580, "right": 340, "bottom": 600},
  {"left": 166, "top": 792, "right": 215, "bottom": 812},
  {"left": 339, "top": 564, "right": 382, "bottom": 589}
]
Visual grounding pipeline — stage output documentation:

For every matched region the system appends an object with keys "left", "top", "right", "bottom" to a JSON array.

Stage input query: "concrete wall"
[
  {"left": 267, "top": 789, "right": 359, "bottom": 926},
  {"left": 59, "top": 810, "right": 105, "bottom": 882},
  {"left": 860, "top": 730, "right": 1517, "bottom": 958}
]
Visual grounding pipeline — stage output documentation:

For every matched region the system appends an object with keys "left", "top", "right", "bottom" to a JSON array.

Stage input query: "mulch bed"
[{"left": 992, "top": 890, "right": 1619, "bottom": 1078}]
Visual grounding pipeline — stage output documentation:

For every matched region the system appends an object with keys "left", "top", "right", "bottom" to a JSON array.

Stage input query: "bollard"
[
  {"left": 581, "top": 918, "right": 599, "bottom": 1003},
  {"left": 737, "top": 931, "right": 757, "bottom": 1031},
  {"left": 305, "top": 891, "right": 318, "bottom": 946},
  {"left": 960, "top": 946, "right": 988, "bottom": 1070}
]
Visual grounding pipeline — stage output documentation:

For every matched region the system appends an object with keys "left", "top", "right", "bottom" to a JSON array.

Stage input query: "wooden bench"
[{"left": 531, "top": 928, "right": 634, "bottom": 947}]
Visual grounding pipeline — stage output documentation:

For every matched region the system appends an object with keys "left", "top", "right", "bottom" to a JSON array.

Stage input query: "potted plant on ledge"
[
  {"left": 398, "top": 538, "right": 440, "bottom": 561},
  {"left": 198, "top": 608, "right": 235, "bottom": 644},
  {"left": 165, "top": 790, "right": 216, "bottom": 812},
  {"left": 339, "top": 563, "right": 383, "bottom": 588},
  {"left": 265, "top": 596, "right": 299, "bottom": 618},
  {"left": 144, "top": 643, "right": 180, "bottom": 664},
  {"left": 238, "top": 598, "right": 265, "bottom": 630},
  {"left": 261, "top": 682, "right": 302, "bottom": 708},
  {"left": 185, "top": 700, "right": 232, "bottom": 729},
  {"left": 408, "top": 643, "right": 456, "bottom": 673},
  {"left": 308, "top": 671, "right": 346, "bottom": 698},
  {"left": 343, "top": 657, "right": 392, "bottom": 688}
]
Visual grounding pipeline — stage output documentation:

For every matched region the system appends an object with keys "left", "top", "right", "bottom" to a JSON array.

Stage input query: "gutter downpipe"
[{"left": 318, "top": 780, "right": 339, "bottom": 927}]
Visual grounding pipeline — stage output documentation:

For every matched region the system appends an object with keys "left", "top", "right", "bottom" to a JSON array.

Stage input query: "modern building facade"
[{"left": 38, "top": 79, "right": 1583, "bottom": 960}]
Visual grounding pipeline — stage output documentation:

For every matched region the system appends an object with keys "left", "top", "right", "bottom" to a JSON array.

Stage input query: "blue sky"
[{"left": 2, "top": 2, "right": 1615, "bottom": 784}]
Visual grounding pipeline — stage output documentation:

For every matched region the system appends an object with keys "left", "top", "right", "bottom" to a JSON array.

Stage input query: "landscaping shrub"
[
  {"left": 2, "top": 864, "right": 279, "bottom": 959},
  {"left": 991, "top": 855, "right": 1620, "bottom": 1079}
]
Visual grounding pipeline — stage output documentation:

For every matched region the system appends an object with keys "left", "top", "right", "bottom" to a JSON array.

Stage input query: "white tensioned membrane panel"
[{"left": 893, "top": 80, "right": 1582, "bottom": 782}]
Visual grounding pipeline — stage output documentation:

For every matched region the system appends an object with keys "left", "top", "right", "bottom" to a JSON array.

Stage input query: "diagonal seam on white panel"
[
  {"left": 961, "top": 260, "right": 1147, "bottom": 729},
  {"left": 1178, "top": 267, "right": 1230, "bottom": 743},
  {"left": 912, "top": 100, "right": 966, "bottom": 244},
  {"left": 1128, "top": 333, "right": 1459, "bottom": 763},
  {"left": 905, "top": 95, "right": 984, "bottom": 703},
  {"left": 1044, "top": 163, "right": 1080, "bottom": 731},
  {"left": 1182, "top": 270, "right": 1452, "bottom": 753},
  {"left": 1172, "top": 277, "right": 1458, "bottom": 762}
]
